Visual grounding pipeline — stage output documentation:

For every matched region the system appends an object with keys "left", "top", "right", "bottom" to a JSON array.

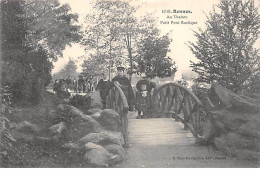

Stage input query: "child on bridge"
[{"left": 135, "top": 77, "right": 156, "bottom": 119}]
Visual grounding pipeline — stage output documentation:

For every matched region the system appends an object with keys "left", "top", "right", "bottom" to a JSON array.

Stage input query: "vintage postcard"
[{"left": 1, "top": 0, "right": 259, "bottom": 168}]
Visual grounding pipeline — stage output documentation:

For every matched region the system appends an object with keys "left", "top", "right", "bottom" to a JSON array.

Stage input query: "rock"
[
  {"left": 97, "top": 109, "right": 120, "bottom": 131},
  {"left": 35, "top": 136, "right": 52, "bottom": 143},
  {"left": 84, "top": 91, "right": 103, "bottom": 109},
  {"left": 214, "top": 135, "right": 233, "bottom": 156},
  {"left": 104, "top": 144, "right": 125, "bottom": 156},
  {"left": 209, "top": 83, "right": 260, "bottom": 113},
  {"left": 108, "top": 154, "right": 124, "bottom": 165},
  {"left": 49, "top": 122, "right": 67, "bottom": 141},
  {"left": 49, "top": 122, "right": 66, "bottom": 135},
  {"left": 50, "top": 104, "right": 102, "bottom": 141},
  {"left": 84, "top": 147, "right": 109, "bottom": 167},
  {"left": 225, "top": 133, "right": 260, "bottom": 151},
  {"left": 238, "top": 120, "right": 260, "bottom": 138},
  {"left": 77, "top": 132, "right": 121, "bottom": 146},
  {"left": 16, "top": 121, "right": 41, "bottom": 134},
  {"left": 67, "top": 114, "right": 102, "bottom": 141},
  {"left": 84, "top": 142, "right": 103, "bottom": 150},
  {"left": 10, "top": 129, "right": 35, "bottom": 142},
  {"left": 87, "top": 108, "right": 102, "bottom": 115},
  {"left": 63, "top": 99, "right": 70, "bottom": 104},
  {"left": 62, "top": 142, "right": 81, "bottom": 150},
  {"left": 214, "top": 133, "right": 260, "bottom": 160},
  {"left": 201, "top": 117, "right": 218, "bottom": 141},
  {"left": 91, "top": 111, "right": 101, "bottom": 120},
  {"left": 106, "top": 131, "right": 125, "bottom": 145}
]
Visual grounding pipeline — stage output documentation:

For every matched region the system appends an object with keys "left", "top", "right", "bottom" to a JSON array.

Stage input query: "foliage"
[
  {"left": 188, "top": 0, "right": 260, "bottom": 93},
  {"left": 53, "top": 59, "right": 78, "bottom": 80},
  {"left": 136, "top": 33, "right": 177, "bottom": 78},
  {"left": 0, "top": 85, "right": 16, "bottom": 165},
  {"left": 22, "top": 0, "right": 82, "bottom": 59},
  {"left": 69, "top": 94, "right": 87, "bottom": 108},
  {"left": 82, "top": 0, "right": 130, "bottom": 76},
  {"left": 1, "top": 0, "right": 81, "bottom": 104},
  {"left": 82, "top": 0, "right": 176, "bottom": 81}
]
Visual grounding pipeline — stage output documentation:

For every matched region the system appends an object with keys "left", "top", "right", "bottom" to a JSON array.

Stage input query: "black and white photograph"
[{"left": 0, "top": 0, "right": 260, "bottom": 168}]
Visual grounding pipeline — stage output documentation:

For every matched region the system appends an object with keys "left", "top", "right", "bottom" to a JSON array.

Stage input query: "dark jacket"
[
  {"left": 112, "top": 75, "right": 134, "bottom": 111},
  {"left": 96, "top": 79, "right": 113, "bottom": 101}
]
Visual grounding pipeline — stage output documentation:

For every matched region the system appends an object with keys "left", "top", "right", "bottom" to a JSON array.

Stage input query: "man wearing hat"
[{"left": 112, "top": 66, "right": 135, "bottom": 111}]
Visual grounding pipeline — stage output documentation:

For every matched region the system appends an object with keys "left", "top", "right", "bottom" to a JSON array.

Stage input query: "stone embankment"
[
  {"left": 9, "top": 91, "right": 125, "bottom": 167},
  {"left": 201, "top": 83, "right": 260, "bottom": 161}
]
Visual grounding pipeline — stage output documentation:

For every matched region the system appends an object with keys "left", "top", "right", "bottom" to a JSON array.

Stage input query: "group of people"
[
  {"left": 53, "top": 76, "right": 95, "bottom": 95},
  {"left": 53, "top": 67, "right": 156, "bottom": 118},
  {"left": 96, "top": 66, "right": 156, "bottom": 119}
]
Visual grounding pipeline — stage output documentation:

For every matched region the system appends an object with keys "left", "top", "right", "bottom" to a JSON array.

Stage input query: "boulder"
[
  {"left": 225, "top": 133, "right": 260, "bottom": 151},
  {"left": 84, "top": 91, "right": 103, "bottom": 109},
  {"left": 16, "top": 121, "right": 41, "bottom": 134},
  {"left": 91, "top": 111, "right": 101, "bottom": 120},
  {"left": 62, "top": 142, "right": 81, "bottom": 151},
  {"left": 108, "top": 154, "right": 124, "bottom": 165},
  {"left": 84, "top": 147, "right": 109, "bottom": 167},
  {"left": 214, "top": 133, "right": 260, "bottom": 160},
  {"left": 10, "top": 129, "right": 35, "bottom": 143},
  {"left": 49, "top": 104, "right": 102, "bottom": 141},
  {"left": 209, "top": 83, "right": 260, "bottom": 113},
  {"left": 238, "top": 120, "right": 260, "bottom": 138},
  {"left": 77, "top": 132, "right": 121, "bottom": 146},
  {"left": 66, "top": 114, "right": 102, "bottom": 141},
  {"left": 49, "top": 122, "right": 67, "bottom": 141},
  {"left": 84, "top": 142, "right": 103, "bottom": 150},
  {"left": 49, "top": 122, "right": 66, "bottom": 135},
  {"left": 87, "top": 108, "right": 102, "bottom": 115},
  {"left": 97, "top": 109, "right": 120, "bottom": 131},
  {"left": 104, "top": 144, "right": 125, "bottom": 156},
  {"left": 214, "top": 135, "right": 233, "bottom": 156},
  {"left": 201, "top": 117, "right": 218, "bottom": 142}
]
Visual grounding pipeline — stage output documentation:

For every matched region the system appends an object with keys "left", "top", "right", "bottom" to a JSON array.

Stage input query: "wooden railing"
[
  {"left": 105, "top": 82, "right": 129, "bottom": 146},
  {"left": 152, "top": 82, "right": 205, "bottom": 138}
]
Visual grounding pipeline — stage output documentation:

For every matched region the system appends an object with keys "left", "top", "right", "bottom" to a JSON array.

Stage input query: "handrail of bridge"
[
  {"left": 152, "top": 82, "right": 205, "bottom": 139},
  {"left": 105, "top": 82, "right": 129, "bottom": 147}
]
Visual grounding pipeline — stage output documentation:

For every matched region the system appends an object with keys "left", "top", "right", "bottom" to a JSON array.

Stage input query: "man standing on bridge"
[{"left": 112, "top": 66, "right": 134, "bottom": 111}]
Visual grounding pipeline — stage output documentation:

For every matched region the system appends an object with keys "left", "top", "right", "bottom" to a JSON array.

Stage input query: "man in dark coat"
[
  {"left": 65, "top": 76, "right": 72, "bottom": 92},
  {"left": 112, "top": 67, "right": 134, "bottom": 111},
  {"left": 78, "top": 76, "right": 84, "bottom": 93},
  {"left": 96, "top": 73, "right": 113, "bottom": 108}
]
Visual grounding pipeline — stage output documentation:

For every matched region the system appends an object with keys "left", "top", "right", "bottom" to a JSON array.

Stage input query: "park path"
[{"left": 117, "top": 112, "right": 258, "bottom": 168}]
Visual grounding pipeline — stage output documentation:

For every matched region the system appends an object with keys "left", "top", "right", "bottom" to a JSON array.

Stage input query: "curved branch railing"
[
  {"left": 105, "top": 82, "right": 129, "bottom": 146},
  {"left": 152, "top": 82, "right": 205, "bottom": 138}
]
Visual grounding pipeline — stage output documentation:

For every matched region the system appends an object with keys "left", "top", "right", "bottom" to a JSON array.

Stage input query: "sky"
[{"left": 54, "top": 0, "right": 260, "bottom": 80}]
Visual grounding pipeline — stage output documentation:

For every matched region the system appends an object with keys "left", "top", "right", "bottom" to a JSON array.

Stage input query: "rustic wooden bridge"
[{"left": 105, "top": 82, "right": 258, "bottom": 167}]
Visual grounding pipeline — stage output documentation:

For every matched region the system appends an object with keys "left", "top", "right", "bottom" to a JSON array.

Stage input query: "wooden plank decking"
[{"left": 117, "top": 112, "right": 258, "bottom": 168}]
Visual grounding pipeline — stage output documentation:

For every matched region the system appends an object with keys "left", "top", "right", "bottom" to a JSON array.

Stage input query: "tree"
[
  {"left": 53, "top": 59, "right": 78, "bottom": 80},
  {"left": 82, "top": 0, "right": 176, "bottom": 81},
  {"left": 82, "top": 0, "right": 132, "bottom": 80},
  {"left": 188, "top": 0, "right": 260, "bottom": 93},
  {"left": 23, "top": 0, "right": 82, "bottom": 59},
  {"left": 1, "top": 0, "right": 81, "bottom": 104},
  {"left": 136, "top": 33, "right": 177, "bottom": 78}
]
